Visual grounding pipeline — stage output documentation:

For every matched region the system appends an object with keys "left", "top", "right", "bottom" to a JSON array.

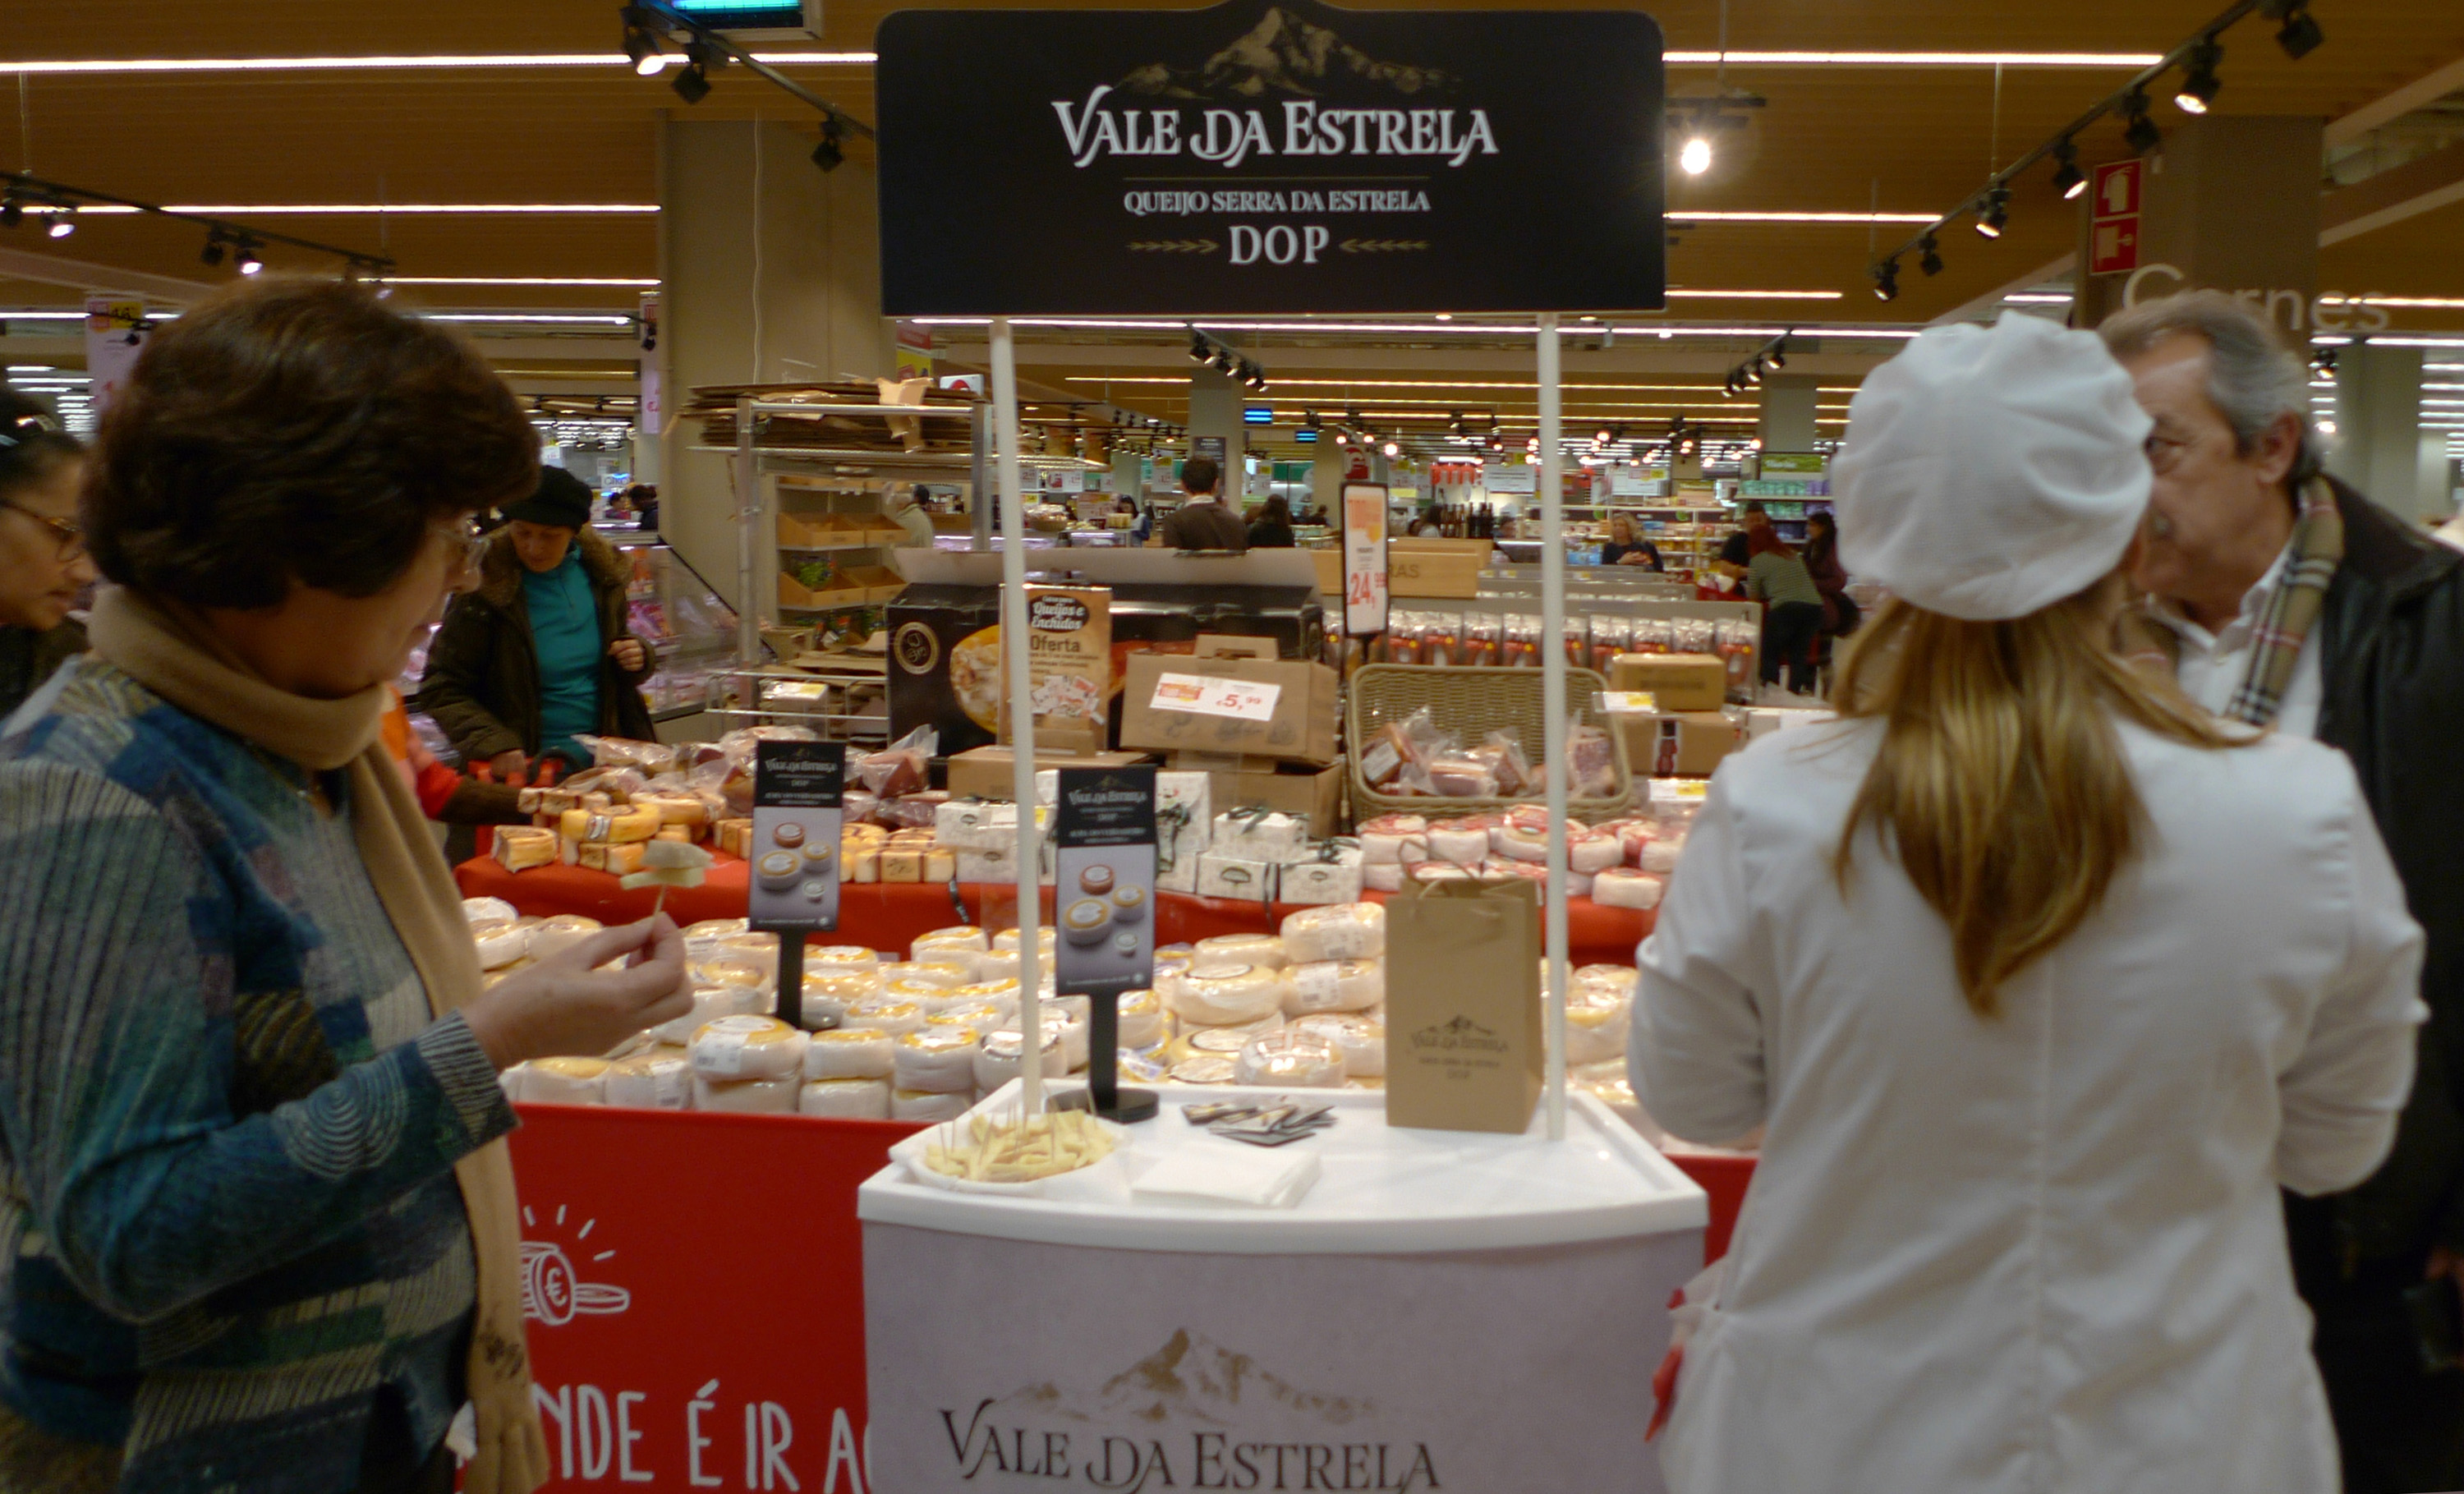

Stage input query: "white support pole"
[
  {"left": 992, "top": 317, "right": 1045, "bottom": 1116},
  {"left": 1538, "top": 315, "right": 1570, "bottom": 1142},
  {"left": 733, "top": 395, "right": 761, "bottom": 668}
]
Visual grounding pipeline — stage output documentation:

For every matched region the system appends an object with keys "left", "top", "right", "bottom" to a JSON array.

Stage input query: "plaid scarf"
[{"left": 2222, "top": 476, "right": 2342, "bottom": 728}]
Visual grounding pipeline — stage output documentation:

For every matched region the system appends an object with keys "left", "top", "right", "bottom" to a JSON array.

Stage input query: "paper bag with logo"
[{"left": 1383, "top": 877, "right": 1542, "bottom": 1134}]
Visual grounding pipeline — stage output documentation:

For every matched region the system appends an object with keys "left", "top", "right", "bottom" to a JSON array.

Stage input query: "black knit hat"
[{"left": 503, "top": 467, "right": 595, "bottom": 529}]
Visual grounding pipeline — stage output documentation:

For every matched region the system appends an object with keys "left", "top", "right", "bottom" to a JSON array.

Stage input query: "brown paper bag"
[{"left": 1384, "top": 877, "right": 1543, "bottom": 1134}]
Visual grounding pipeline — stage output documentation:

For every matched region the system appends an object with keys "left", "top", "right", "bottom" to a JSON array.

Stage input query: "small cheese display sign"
[
  {"left": 998, "top": 585, "right": 1113, "bottom": 756},
  {"left": 747, "top": 742, "right": 846, "bottom": 936},
  {"left": 1050, "top": 766, "right": 1158, "bottom": 1001}
]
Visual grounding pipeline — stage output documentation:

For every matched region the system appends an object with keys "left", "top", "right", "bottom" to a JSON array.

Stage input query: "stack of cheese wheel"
[
  {"left": 527, "top": 914, "right": 604, "bottom": 963},
  {"left": 1281, "top": 903, "right": 1385, "bottom": 964},
  {"left": 1590, "top": 868, "right": 1666, "bottom": 910},
  {"left": 912, "top": 926, "right": 990, "bottom": 977},
  {"left": 807, "top": 943, "right": 881, "bottom": 978},
  {"left": 893, "top": 1023, "right": 982, "bottom": 1095},
  {"left": 520, "top": 1055, "right": 611, "bottom": 1106},
  {"left": 605, "top": 1049, "right": 692, "bottom": 1110},
  {"left": 1234, "top": 1028, "right": 1347, "bottom": 1089},
  {"left": 1166, "top": 963, "right": 1284, "bottom": 1028},
  {"left": 649, "top": 982, "right": 765, "bottom": 1045},
  {"left": 971, "top": 1019, "right": 1072, "bottom": 1092},
  {"left": 800, "top": 1028, "right": 895, "bottom": 1118},
  {"left": 799, "top": 971, "right": 887, "bottom": 1030},
  {"left": 1279, "top": 958, "right": 1384, "bottom": 1017},
  {"left": 1292, "top": 1012, "right": 1384, "bottom": 1079},
  {"left": 1117, "top": 989, "right": 1168, "bottom": 1050},
  {"left": 1192, "top": 932, "right": 1287, "bottom": 975},
  {"left": 841, "top": 996, "right": 927, "bottom": 1037},
  {"left": 1564, "top": 965, "right": 1638, "bottom": 1067},
  {"left": 1357, "top": 813, "right": 1431, "bottom": 892},
  {"left": 689, "top": 1015, "right": 808, "bottom": 1113}
]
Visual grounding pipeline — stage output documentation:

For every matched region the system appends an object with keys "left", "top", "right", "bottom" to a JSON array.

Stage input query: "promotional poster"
[{"left": 747, "top": 742, "right": 846, "bottom": 934}]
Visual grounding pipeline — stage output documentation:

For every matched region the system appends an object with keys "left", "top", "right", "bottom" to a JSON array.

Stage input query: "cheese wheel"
[
  {"left": 1117, "top": 990, "right": 1166, "bottom": 1050},
  {"left": 1570, "top": 832, "right": 1625, "bottom": 876},
  {"left": 1193, "top": 933, "right": 1286, "bottom": 975},
  {"left": 807, "top": 944, "right": 881, "bottom": 977},
  {"left": 1428, "top": 825, "right": 1490, "bottom": 867},
  {"left": 692, "top": 958, "right": 769, "bottom": 992},
  {"left": 972, "top": 1023, "right": 1071, "bottom": 1092},
  {"left": 689, "top": 1015, "right": 810, "bottom": 1081},
  {"left": 1357, "top": 813, "right": 1429, "bottom": 837},
  {"left": 798, "top": 1078, "right": 892, "bottom": 1119},
  {"left": 713, "top": 932, "right": 780, "bottom": 980},
  {"left": 558, "top": 805, "right": 661, "bottom": 844},
  {"left": 637, "top": 793, "right": 708, "bottom": 828},
  {"left": 1641, "top": 838, "right": 1685, "bottom": 875},
  {"left": 1167, "top": 964, "right": 1283, "bottom": 1026},
  {"left": 475, "top": 923, "right": 532, "bottom": 971},
  {"left": 1235, "top": 1029, "right": 1347, "bottom": 1089},
  {"left": 1358, "top": 829, "right": 1427, "bottom": 866},
  {"left": 1413, "top": 862, "right": 1473, "bottom": 883},
  {"left": 798, "top": 971, "right": 887, "bottom": 1029},
  {"left": 1589, "top": 869, "right": 1665, "bottom": 910},
  {"left": 1292, "top": 1013, "right": 1384, "bottom": 1078},
  {"left": 1280, "top": 958, "right": 1385, "bottom": 1016},
  {"left": 1363, "top": 862, "right": 1404, "bottom": 894},
  {"left": 520, "top": 1056, "right": 609, "bottom": 1106},
  {"left": 498, "top": 1064, "right": 526, "bottom": 1105},
  {"left": 893, "top": 1026, "right": 982, "bottom": 1094},
  {"left": 693, "top": 1074, "right": 800, "bottom": 1114},
  {"left": 991, "top": 926, "right": 1057, "bottom": 956},
  {"left": 886, "top": 977, "right": 969, "bottom": 1006},
  {"left": 841, "top": 998, "right": 927, "bottom": 1037},
  {"left": 683, "top": 917, "right": 750, "bottom": 940},
  {"left": 1169, "top": 1055, "right": 1239, "bottom": 1086},
  {"left": 462, "top": 896, "right": 518, "bottom": 931},
  {"left": 1495, "top": 822, "right": 1551, "bottom": 863},
  {"left": 927, "top": 1002, "right": 1010, "bottom": 1038},
  {"left": 890, "top": 1088, "right": 972, "bottom": 1122},
  {"left": 492, "top": 826, "right": 559, "bottom": 872},
  {"left": 605, "top": 1050, "right": 692, "bottom": 1110},
  {"left": 802, "top": 1027, "right": 896, "bottom": 1081},
  {"left": 1173, "top": 1012, "right": 1285, "bottom": 1062},
  {"left": 1281, "top": 903, "right": 1386, "bottom": 963},
  {"left": 1566, "top": 992, "right": 1630, "bottom": 1066},
  {"left": 650, "top": 983, "right": 764, "bottom": 1045},
  {"left": 1574, "top": 964, "right": 1640, "bottom": 1001},
  {"left": 913, "top": 926, "right": 990, "bottom": 958},
  {"left": 876, "top": 960, "right": 974, "bottom": 991},
  {"left": 967, "top": 949, "right": 1022, "bottom": 984}
]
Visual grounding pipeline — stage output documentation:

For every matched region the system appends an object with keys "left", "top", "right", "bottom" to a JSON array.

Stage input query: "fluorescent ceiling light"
[
  {"left": 1666, "top": 51, "right": 2159, "bottom": 67},
  {"left": 1664, "top": 289, "right": 1843, "bottom": 301},
  {"left": 0, "top": 53, "right": 873, "bottom": 76},
  {"left": 1669, "top": 211, "right": 1940, "bottom": 224},
  {"left": 2004, "top": 293, "right": 2076, "bottom": 304},
  {"left": 425, "top": 314, "right": 635, "bottom": 325},
  {"left": 380, "top": 276, "right": 660, "bottom": 287},
  {"left": 1067, "top": 377, "right": 1863, "bottom": 393},
  {"left": 2315, "top": 296, "right": 2464, "bottom": 310},
  {"left": 71, "top": 203, "right": 657, "bottom": 216}
]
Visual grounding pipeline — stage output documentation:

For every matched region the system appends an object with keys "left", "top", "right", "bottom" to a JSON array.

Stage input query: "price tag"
[
  {"left": 1151, "top": 672, "right": 1282, "bottom": 723},
  {"left": 1595, "top": 691, "right": 1660, "bottom": 715}
]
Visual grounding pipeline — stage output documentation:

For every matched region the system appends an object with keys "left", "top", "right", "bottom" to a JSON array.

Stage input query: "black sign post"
[
  {"left": 747, "top": 742, "right": 847, "bottom": 1031},
  {"left": 1047, "top": 766, "right": 1161, "bottom": 1123},
  {"left": 876, "top": 0, "right": 1665, "bottom": 316}
]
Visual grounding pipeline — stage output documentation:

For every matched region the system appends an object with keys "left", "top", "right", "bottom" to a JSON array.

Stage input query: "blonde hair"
[
  {"left": 1829, "top": 582, "right": 2242, "bottom": 1016},
  {"left": 1610, "top": 513, "right": 1637, "bottom": 544}
]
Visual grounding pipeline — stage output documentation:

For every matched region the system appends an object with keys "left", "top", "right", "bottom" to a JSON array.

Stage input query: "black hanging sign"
[{"left": 874, "top": 0, "right": 1666, "bottom": 316}]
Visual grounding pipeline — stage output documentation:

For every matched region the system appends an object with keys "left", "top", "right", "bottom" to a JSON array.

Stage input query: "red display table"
[{"left": 456, "top": 858, "right": 1654, "bottom": 969}]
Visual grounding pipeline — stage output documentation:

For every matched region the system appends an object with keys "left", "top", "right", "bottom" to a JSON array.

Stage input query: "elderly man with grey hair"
[{"left": 2103, "top": 288, "right": 2464, "bottom": 1494}]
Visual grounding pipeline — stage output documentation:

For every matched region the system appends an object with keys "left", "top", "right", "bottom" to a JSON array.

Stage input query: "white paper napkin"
[{"left": 1132, "top": 1141, "right": 1322, "bottom": 1210}]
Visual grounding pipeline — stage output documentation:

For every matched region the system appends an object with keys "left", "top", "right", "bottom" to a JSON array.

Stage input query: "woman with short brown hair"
[{"left": 0, "top": 278, "right": 691, "bottom": 1494}]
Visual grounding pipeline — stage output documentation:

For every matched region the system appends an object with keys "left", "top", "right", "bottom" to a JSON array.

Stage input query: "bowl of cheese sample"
[{"left": 890, "top": 1095, "right": 1133, "bottom": 1200}]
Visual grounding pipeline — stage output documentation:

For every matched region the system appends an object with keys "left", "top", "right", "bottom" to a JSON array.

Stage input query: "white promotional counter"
[{"left": 859, "top": 1083, "right": 1706, "bottom": 1493}]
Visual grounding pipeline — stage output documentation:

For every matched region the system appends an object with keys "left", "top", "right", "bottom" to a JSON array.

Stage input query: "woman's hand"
[
  {"left": 462, "top": 915, "right": 694, "bottom": 1069},
  {"left": 487, "top": 749, "right": 528, "bottom": 783},
  {"left": 609, "top": 637, "right": 647, "bottom": 673}
]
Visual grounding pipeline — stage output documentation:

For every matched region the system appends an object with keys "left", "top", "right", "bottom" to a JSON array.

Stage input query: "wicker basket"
[{"left": 1346, "top": 664, "right": 1632, "bottom": 819}]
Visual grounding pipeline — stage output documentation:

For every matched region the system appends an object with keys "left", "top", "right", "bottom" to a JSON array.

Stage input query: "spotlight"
[
  {"left": 1303, "top": 410, "right": 1321, "bottom": 432},
  {"left": 2050, "top": 140, "right": 2087, "bottom": 201},
  {"left": 1974, "top": 187, "right": 2009, "bottom": 240},
  {"left": 812, "top": 118, "right": 844, "bottom": 173},
  {"left": 1211, "top": 348, "right": 1235, "bottom": 374},
  {"left": 622, "top": 7, "right": 668, "bottom": 75},
  {"left": 672, "top": 62, "right": 711, "bottom": 105},
  {"left": 2122, "top": 91, "right": 2162, "bottom": 154},
  {"left": 1872, "top": 259, "right": 1901, "bottom": 301},
  {"left": 2174, "top": 40, "right": 2223, "bottom": 114},
  {"left": 1382, "top": 440, "right": 1400, "bottom": 458},
  {"left": 1189, "top": 333, "right": 1210, "bottom": 363},
  {"left": 1333, "top": 430, "right": 1349, "bottom": 446},
  {"left": 44, "top": 210, "right": 75, "bottom": 240},
  {"left": 1595, "top": 425, "right": 1615, "bottom": 445},
  {"left": 1767, "top": 342, "right": 1787, "bottom": 370},
  {"left": 1679, "top": 136, "right": 1712, "bottom": 176},
  {"left": 0, "top": 196, "right": 19, "bottom": 228},
  {"left": 2274, "top": 3, "right": 2323, "bottom": 59},
  {"left": 236, "top": 240, "right": 263, "bottom": 275},
  {"left": 200, "top": 229, "right": 227, "bottom": 267}
]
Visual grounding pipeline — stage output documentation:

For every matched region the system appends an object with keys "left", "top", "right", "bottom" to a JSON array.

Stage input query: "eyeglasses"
[
  {"left": 0, "top": 499, "right": 84, "bottom": 561},
  {"left": 433, "top": 517, "right": 488, "bottom": 575},
  {"left": 0, "top": 411, "right": 64, "bottom": 449}
]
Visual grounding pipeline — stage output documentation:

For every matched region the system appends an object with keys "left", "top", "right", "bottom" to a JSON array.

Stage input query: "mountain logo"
[
  {"left": 1119, "top": 7, "right": 1456, "bottom": 103},
  {"left": 1409, "top": 1014, "right": 1507, "bottom": 1054}
]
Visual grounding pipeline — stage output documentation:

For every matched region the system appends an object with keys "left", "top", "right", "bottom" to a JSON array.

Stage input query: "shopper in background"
[
  {"left": 418, "top": 467, "right": 657, "bottom": 784},
  {"left": 1600, "top": 513, "right": 1664, "bottom": 570},
  {"left": 0, "top": 277, "right": 696, "bottom": 1494},
  {"left": 887, "top": 483, "right": 937, "bottom": 548},
  {"left": 1801, "top": 508, "right": 1859, "bottom": 646},
  {"left": 1113, "top": 493, "right": 1152, "bottom": 545},
  {"left": 1745, "top": 526, "right": 1824, "bottom": 688},
  {"left": 2103, "top": 289, "right": 2464, "bottom": 1494},
  {"left": 1636, "top": 313, "right": 2424, "bottom": 1494},
  {"left": 1152, "top": 456, "right": 1248, "bottom": 551},
  {"left": 0, "top": 390, "right": 93, "bottom": 721},
  {"left": 1247, "top": 493, "right": 1297, "bottom": 549}
]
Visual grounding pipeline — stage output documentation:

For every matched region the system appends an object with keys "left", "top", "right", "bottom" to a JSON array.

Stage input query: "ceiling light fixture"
[
  {"left": 1974, "top": 187, "right": 2010, "bottom": 239},
  {"left": 671, "top": 61, "right": 711, "bottom": 103},
  {"left": 2050, "top": 140, "right": 2087, "bottom": 200},
  {"left": 621, "top": 7, "right": 667, "bottom": 75},
  {"left": 0, "top": 197, "right": 19, "bottom": 228},
  {"left": 2266, "top": 0, "right": 2324, "bottom": 59},
  {"left": 1872, "top": 260, "right": 1901, "bottom": 301},
  {"left": 2122, "top": 90, "right": 2163, "bottom": 154},
  {"left": 44, "top": 210, "right": 75, "bottom": 239},
  {"left": 200, "top": 228, "right": 227, "bottom": 266},
  {"left": 235, "top": 239, "right": 264, "bottom": 274},
  {"left": 2172, "top": 40, "right": 2223, "bottom": 113},
  {"left": 1679, "top": 136, "right": 1713, "bottom": 176},
  {"left": 1917, "top": 233, "right": 1943, "bottom": 275},
  {"left": 811, "top": 117, "right": 844, "bottom": 172}
]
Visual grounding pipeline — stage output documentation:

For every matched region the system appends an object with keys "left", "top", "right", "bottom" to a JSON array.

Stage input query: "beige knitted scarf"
[{"left": 85, "top": 586, "right": 547, "bottom": 1494}]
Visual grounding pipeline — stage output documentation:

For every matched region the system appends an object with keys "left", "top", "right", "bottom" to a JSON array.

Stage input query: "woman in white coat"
[{"left": 1633, "top": 312, "right": 2425, "bottom": 1494}]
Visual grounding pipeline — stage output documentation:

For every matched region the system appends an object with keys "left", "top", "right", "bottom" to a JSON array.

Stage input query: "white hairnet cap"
[{"left": 1831, "top": 310, "right": 2153, "bottom": 622}]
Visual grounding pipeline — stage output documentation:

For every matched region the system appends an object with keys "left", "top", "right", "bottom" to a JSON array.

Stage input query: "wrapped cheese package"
[
  {"left": 1363, "top": 862, "right": 1404, "bottom": 893},
  {"left": 1193, "top": 932, "right": 1287, "bottom": 974},
  {"left": 650, "top": 983, "right": 765, "bottom": 1046},
  {"left": 841, "top": 997, "right": 928, "bottom": 1037},
  {"left": 605, "top": 1050, "right": 692, "bottom": 1110},
  {"left": 927, "top": 1002, "right": 1009, "bottom": 1037},
  {"left": 474, "top": 924, "right": 531, "bottom": 971},
  {"left": 712, "top": 932, "right": 780, "bottom": 981},
  {"left": 1575, "top": 963, "right": 1640, "bottom": 1002},
  {"left": 1293, "top": 1012, "right": 1384, "bottom": 1078},
  {"left": 491, "top": 827, "right": 558, "bottom": 872},
  {"left": 462, "top": 896, "right": 518, "bottom": 931},
  {"left": 972, "top": 1023, "right": 1071, "bottom": 1092},
  {"left": 689, "top": 1015, "right": 810, "bottom": 1081},
  {"left": 799, "top": 1078, "right": 892, "bottom": 1119},
  {"left": 886, "top": 977, "right": 971, "bottom": 1007},
  {"left": 520, "top": 1056, "right": 610, "bottom": 1106},
  {"left": 798, "top": 972, "right": 887, "bottom": 1029},
  {"left": 1641, "top": 838, "right": 1685, "bottom": 875},
  {"left": 876, "top": 960, "right": 974, "bottom": 991},
  {"left": 893, "top": 1027, "right": 982, "bottom": 1093},
  {"left": 891, "top": 1088, "right": 973, "bottom": 1123},
  {"left": 1570, "top": 831, "right": 1626, "bottom": 876},
  {"left": 694, "top": 1074, "right": 800, "bottom": 1114},
  {"left": 1280, "top": 958, "right": 1385, "bottom": 1016},
  {"left": 1427, "top": 824, "right": 1490, "bottom": 867},
  {"left": 1356, "top": 812, "right": 1429, "bottom": 867},
  {"left": 806, "top": 944, "right": 880, "bottom": 977},
  {"left": 1117, "top": 989, "right": 1167, "bottom": 1050},
  {"left": 1234, "top": 1029, "right": 1348, "bottom": 1089},
  {"left": 1590, "top": 868, "right": 1666, "bottom": 910},
  {"left": 1565, "top": 980, "right": 1634, "bottom": 1066},
  {"left": 803, "top": 1027, "right": 896, "bottom": 1080},
  {"left": 1280, "top": 903, "right": 1386, "bottom": 963},
  {"left": 1166, "top": 964, "right": 1285, "bottom": 1027},
  {"left": 992, "top": 926, "right": 1057, "bottom": 956},
  {"left": 692, "top": 958, "right": 769, "bottom": 993}
]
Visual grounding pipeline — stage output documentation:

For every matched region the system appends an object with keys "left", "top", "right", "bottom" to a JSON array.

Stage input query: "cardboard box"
[
  {"left": 1386, "top": 539, "right": 1495, "bottom": 600},
  {"left": 1174, "top": 753, "right": 1345, "bottom": 839},
  {"left": 1196, "top": 852, "right": 1278, "bottom": 903},
  {"left": 1384, "top": 878, "right": 1544, "bottom": 1135},
  {"left": 1211, "top": 807, "right": 1312, "bottom": 862},
  {"left": 944, "top": 746, "right": 1150, "bottom": 802},
  {"left": 1278, "top": 848, "right": 1365, "bottom": 906},
  {"left": 1740, "top": 706, "right": 1838, "bottom": 740},
  {"left": 1119, "top": 653, "right": 1340, "bottom": 764},
  {"left": 1610, "top": 653, "right": 1730, "bottom": 713},
  {"left": 1616, "top": 710, "right": 1740, "bottom": 779}
]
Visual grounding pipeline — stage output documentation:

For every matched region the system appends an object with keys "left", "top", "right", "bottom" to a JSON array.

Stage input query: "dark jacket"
[
  {"left": 2305, "top": 480, "right": 2464, "bottom": 1266},
  {"left": 416, "top": 528, "right": 658, "bottom": 764},
  {"left": 1160, "top": 499, "right": 1250, "bottom": 552},
  {"left": 1246, "top": 516, "right": 1296, "bottom": 549},
  {"left": 0, "top": 618, "right": 85, "bottom": 724}
]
